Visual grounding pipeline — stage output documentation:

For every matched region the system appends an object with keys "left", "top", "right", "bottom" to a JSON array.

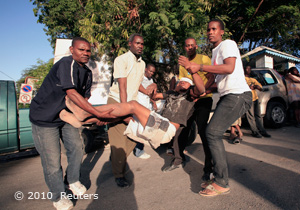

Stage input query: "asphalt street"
[{"left": 0, "top": 125, "right": 300, "bottom": 210}]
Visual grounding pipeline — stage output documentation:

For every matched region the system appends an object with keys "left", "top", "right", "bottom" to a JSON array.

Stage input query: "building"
[{"left": 241, "top": 46, "right": 300, "bottom": 72}]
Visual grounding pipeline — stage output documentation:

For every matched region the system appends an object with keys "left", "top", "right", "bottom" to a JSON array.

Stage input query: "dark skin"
[
  {"left": 183, "top": 38, "right": 216, "bottom": 98},
  {"left": 118, "top": 35, "right": 145, "bottom": 103},
  {"left": 244, "top": 66, "right": 262, "bottom": 91},
  {"left": 138, "top": 65, "right": 158, "bottom": 111},
  {"left": 179, "top": 21, "right": 236, "bottom": 76},
  {"left": 66, "top": 40, "right": 115, "bottom": 125}
]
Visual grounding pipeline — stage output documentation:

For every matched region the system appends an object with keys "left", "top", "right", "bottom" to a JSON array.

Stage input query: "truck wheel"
[{"left": 264, "top": 102, "right": 286, "bottom": 128}]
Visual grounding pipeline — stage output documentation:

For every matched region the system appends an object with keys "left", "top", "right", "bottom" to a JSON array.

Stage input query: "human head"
[
  {"left": 69, "top": 37, "right": 91, "bottom": 66},
  {"left": 244, "top": 65, "right": 252, "bottom": 76},
  {"left": 184, "top": 38, "right": 198, "bottom": 59},
  {"left": 128, "top": 33, "right": 144, "bottom": 57},
  {"left": 207, "top": 19, "right": 225, "bottom": 48},
  {"left": 177, "top": 77, "right": 193, "bottom": 90},
  {"left": 145, "top": 63, "right": 156, "bottom": 79}
]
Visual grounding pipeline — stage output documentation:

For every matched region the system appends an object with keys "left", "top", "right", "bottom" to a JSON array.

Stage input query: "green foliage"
[
  {"left": 208, "top": 0, "right": 300, "bottom": 56},
  {"left": 16, "top": 58, "right": 54, "bottom": 91},
  {"left": 30, "top": 0, "right": 300, "bottom": 90},
  {"left": 30, "top": 0, "right": 86, "bottom": 48}
]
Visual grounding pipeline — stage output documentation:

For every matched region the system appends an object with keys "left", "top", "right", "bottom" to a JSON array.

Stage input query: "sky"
[{"left": 0, "top": 0, "right": 53, "bottom": 81}]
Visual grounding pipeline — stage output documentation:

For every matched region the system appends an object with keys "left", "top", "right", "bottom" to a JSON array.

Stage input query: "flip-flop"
[{"left": 199, "top": 184, "right": 230, "bottom": 197}]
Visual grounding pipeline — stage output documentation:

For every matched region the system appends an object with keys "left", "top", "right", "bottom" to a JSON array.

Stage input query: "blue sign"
[{"left": 22, "top": 85, "right": 32, "bottom": 92}]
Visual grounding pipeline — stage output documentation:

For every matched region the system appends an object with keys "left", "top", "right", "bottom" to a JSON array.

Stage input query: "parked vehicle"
[
  {"left": 0, "top": 80, "right": 34, "bottom": 154},
  {"left": 251, "top": 68, "right": 288, "bottom": 128},
  {"left": 212, "top": 68, "right": 289, "bottom": 128},
  {"left": 0, "top": 80, "right": 106, "bottom": 155}
]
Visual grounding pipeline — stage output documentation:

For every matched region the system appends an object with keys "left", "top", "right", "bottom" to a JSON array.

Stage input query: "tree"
[
  {"left": 30, "top": 0, "right": 87, "bottom": 48},
  {"left": 208, "top": 0, "right": 300, "bottom": 56},
  {"left": 17, "top": 58, "right": 54, "bottom": 91},
  {"left": 31, "top": 0, "right": 300, "bottom": 89},
  {"left": 31, "top": 0, "right": 213, "bottom": 90}
]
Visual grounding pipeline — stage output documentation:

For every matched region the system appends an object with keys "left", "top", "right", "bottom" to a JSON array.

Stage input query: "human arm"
[
  {"left": 286, "top": 73, "right": 300, "bottom": 83},
  {"left": 139, "top": 82, "right": 157, "bottom": 96},
  {"left": 178, "top": 56, "right": 236, "bottom": 75},
  {"left": 118, "top": 77, "right": 127, "bottom": 103},
  {"left": 251, "top": 79, "right": 263, "bottom": 91},
  {"left": 191, "top": 72, "right": 205, "bottom": 96},
  {"left": 146, "top": 83, "right": 157, "bottom": 94},
  {"left": 204, "top": 72, "right": 216, "bottom": 94},
  {"left": 66, "top": 89, "right": 115, "bottom": 119},
  {"left": 169, "top": 77, "right": 176, "bottom": 90},
  {"left": 152, "top": 92, "right": 164, "bottom": 100},
  {"left": 150, "top": 99, "right": 158, "bottom": 111}
]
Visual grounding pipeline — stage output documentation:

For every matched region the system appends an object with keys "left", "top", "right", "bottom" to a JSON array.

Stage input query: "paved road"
[{"left": 1, "top": 125, "right": 300, "bottom": 210}]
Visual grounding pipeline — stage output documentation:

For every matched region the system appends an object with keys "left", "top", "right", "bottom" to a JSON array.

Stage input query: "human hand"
[
  {"left": 95, "top": 120, "right": 109, "bottom": 126},
  {"left": 146, "top": 83, "right": 157, "bottom": 96},
  {"left": 178, "top": 56, "right": 201, "bottom": 74},
  {"left": 123, "top": 116, "right": 134, "bottom": 124},
  {"left": 96, "top": 108, "right": 116, "bottom": 119},
  {"left": 178, "top": 56, "right": 191, "bottom": 70},
  {"left": 152, "top": 102, "right": 158, "bottom": 112}
]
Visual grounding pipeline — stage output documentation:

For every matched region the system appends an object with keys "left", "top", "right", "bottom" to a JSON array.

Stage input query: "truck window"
[{"left": 251, "top": 70, "right": 277, "bottom": 86}]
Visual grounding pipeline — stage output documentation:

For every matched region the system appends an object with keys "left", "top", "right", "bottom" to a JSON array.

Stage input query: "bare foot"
[
  {"left": 59, "top": 109, "right": 82, "bottom": 128},
  {"left": 65, "top": 96, "right": 89, "bottom": 121}
]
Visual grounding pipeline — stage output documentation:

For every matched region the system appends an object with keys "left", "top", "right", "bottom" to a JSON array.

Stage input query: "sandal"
[{"left": 199, "top": 183, "right": 230, "bottom": 197}]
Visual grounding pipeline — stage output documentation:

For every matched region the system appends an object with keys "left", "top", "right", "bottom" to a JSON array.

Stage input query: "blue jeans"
[
  {"left": 32, "top": 123, "right": 84, "bottom": 201},
  {"left": 134, "top": 142, "right": 145, "bottom": 157},
  {"left": 206, "top": 91, "right": 252, "bottom": 188}
]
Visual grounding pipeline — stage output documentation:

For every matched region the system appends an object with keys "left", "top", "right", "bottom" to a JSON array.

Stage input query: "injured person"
[{"left": 60, "top": 74, "right": 205, "bottom": 149}]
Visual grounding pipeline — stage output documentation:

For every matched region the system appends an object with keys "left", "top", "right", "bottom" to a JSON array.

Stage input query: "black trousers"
[{"left": 172, "top": 97, "right": 213, "bottom": 174}]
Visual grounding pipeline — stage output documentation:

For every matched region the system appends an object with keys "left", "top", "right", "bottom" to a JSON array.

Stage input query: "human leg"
[
  {"left": 205, "top": 92, "right": 252, "bottom": 188},
  {"left": 65, "top": 96, "right": 151, "bottom": 127},
  {"left": 170, "top": 126, "right": 185, "bottom": 165},
  {"left": 134, "top": 142, "right": 145, "bottom": 157},
  {"left": 107, "top": 98, "right": 136, "bottom": 187},
  {"left": 162, "top": 126, "right": 185, "bottom": 172},
  {"left": 229, "top": 126, "right": 237, "bottom": 140},
  {"left": 235, "top": 124, "right": 243, "bottom": 138},
  {"left": 133, "top": 142, "right": 150, "bottom": 159},
  {"left": 31, "top": 124, "right": 66, "bottom": 202},
  {"left": 60, "top": 123, "right": 84, "bottom": 186},
  {"left": 194, "top": 98, "right": 214, "bottom": 179},
  {"left": 59, "top": 109, "right": 83, "bottom": 128},
  {"left": 252, "top": 100, "right": 266, "bottom": 133},
  {"left": 246, "top": 100, "right": 261, "bottom": 136}
]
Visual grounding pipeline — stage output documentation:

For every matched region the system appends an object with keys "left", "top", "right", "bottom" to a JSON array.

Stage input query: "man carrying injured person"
[{"left": 60, "top": 74, "right": 205, "bottom": 149}]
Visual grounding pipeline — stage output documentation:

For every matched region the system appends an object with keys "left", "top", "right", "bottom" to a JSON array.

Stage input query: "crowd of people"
[{"left": 29, "top": 18, "right": 298, "bottom": 210}]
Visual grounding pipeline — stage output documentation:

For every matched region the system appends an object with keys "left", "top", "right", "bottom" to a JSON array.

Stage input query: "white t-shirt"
[
  {"left": 137, "top": 75, "right": 154, "bottom": 110},
  {"left": 212, "top": 40, "right": 250, "bottom": 96}
]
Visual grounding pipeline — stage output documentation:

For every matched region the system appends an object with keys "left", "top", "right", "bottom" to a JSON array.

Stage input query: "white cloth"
[
  {"left": 109, "top": 50, "right": 145, "bottom": 102},
  {"left": 212, "top": 40, "right": 250, "bottom": 97},
  {"left": 124, "top": 111, "right": 177, "bottom": 149},
  {"left": 137, "top": 75, "right": 154, "bottom": 109}
]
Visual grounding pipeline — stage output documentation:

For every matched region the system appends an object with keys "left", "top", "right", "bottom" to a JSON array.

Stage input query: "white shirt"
[
  {"left": 212, "top": 40, "right": 250, "bottom": 97},
  {"left": 137, "top": 75, "right": 154, "bottom": 110},
  {"left": 109, "top": 51, "right": 145, "bottom": 102}
]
